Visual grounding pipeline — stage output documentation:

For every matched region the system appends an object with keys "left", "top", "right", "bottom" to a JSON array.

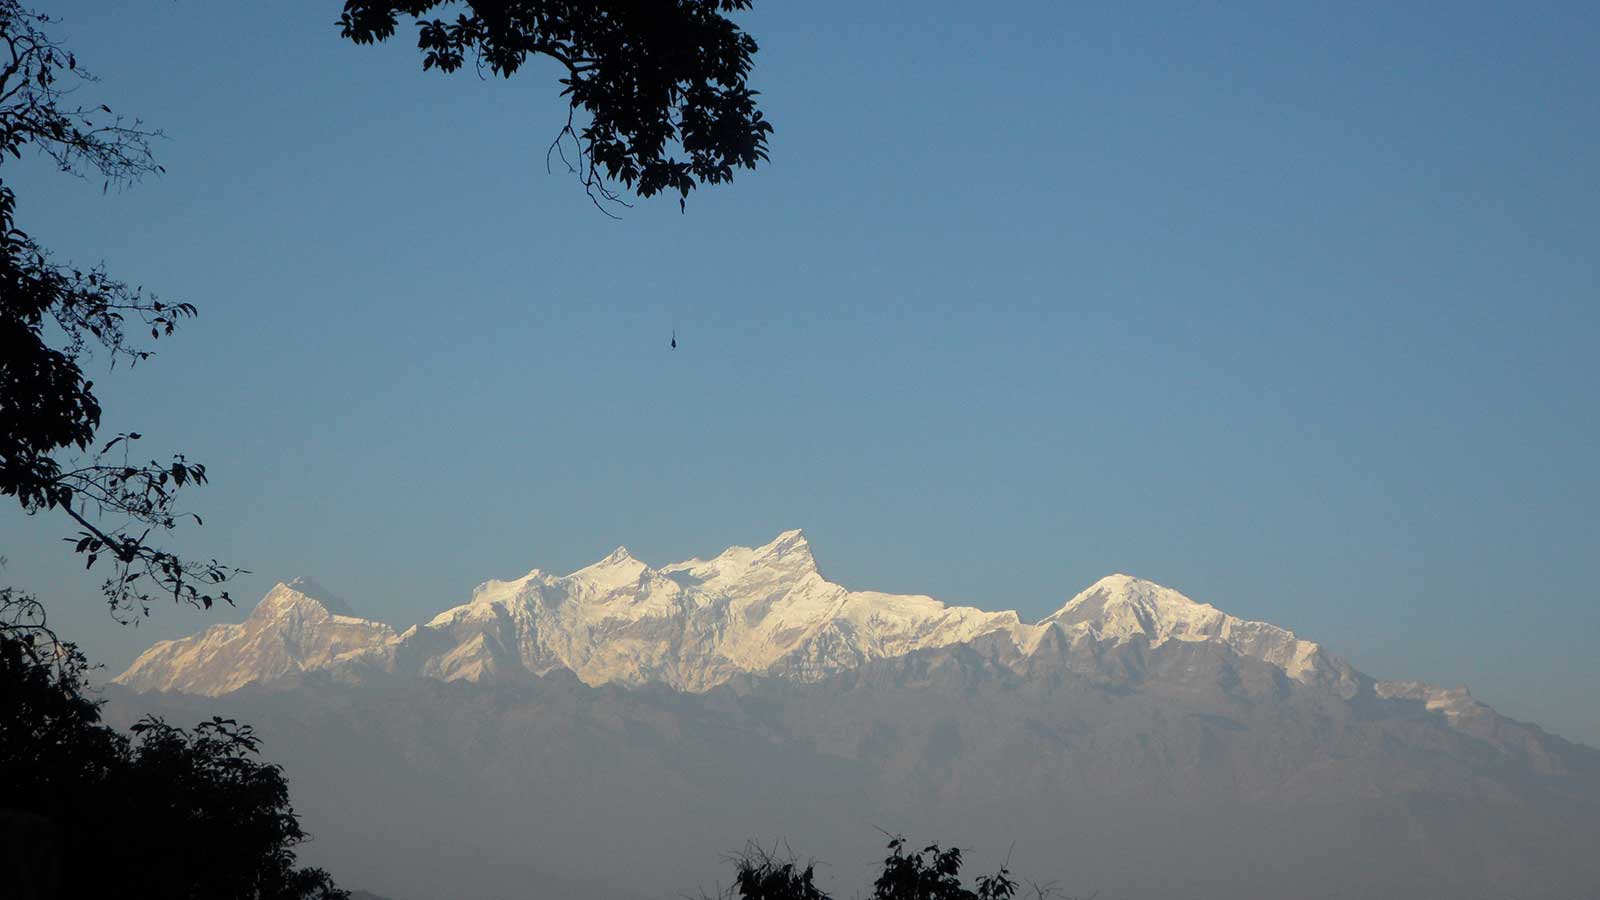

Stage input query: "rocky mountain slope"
[
  {"left": 107, "top": 530, "right": 1600, "bottom": 900},
  {"left": 106, "top": 629, "right": 1600, "bottom": 900}
]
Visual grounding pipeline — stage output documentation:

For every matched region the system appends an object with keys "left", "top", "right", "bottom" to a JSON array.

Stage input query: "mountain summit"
[
  {"left": 126, "top": 531, "right": 1379, "bottom": 707},
  {"left": 117, "top": 579, "right": 396, "bottom": 695},
  {"left": 107, "top": 531, "right": 1600, "bottom": 900}
]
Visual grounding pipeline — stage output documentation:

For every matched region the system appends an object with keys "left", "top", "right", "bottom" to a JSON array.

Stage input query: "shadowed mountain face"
[{"left": 107, "top": 533, "right": 1600, "bottom": 900}]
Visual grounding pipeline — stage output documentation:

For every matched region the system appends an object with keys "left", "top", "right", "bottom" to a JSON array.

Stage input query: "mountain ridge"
[
  {"left": 120, "top": 530, "right": 1474, "bottom": 738},
  {"left": 105, "top": 530, "right": 1600, "bottom": 899},
  {"left": 103, "top": 620, "right": 1600, "bottom": 900}
]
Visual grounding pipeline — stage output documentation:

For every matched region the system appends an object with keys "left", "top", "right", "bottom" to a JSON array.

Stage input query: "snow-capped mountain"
[
  {"left": 126, "top": 529, "right": 1372, "bottom": 705},
  {"left": 107, "top": 530, "right": 1600, "bottom": 900},
  {"left": 116, "top": 577, "right": 397, "bottom": 695}
]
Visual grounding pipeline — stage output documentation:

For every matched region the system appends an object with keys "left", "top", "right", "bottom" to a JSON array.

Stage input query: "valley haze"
[{"left": 108, "top": 530, "right": 1600, "bottom": 900}]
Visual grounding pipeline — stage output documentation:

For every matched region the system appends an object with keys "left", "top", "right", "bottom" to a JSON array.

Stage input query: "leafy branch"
[
  {"left": 0, "top": 1, "right": 236, "bottom": 616},
  {"left": 337, "top": 0, "right": 773, "bottom": 213}
]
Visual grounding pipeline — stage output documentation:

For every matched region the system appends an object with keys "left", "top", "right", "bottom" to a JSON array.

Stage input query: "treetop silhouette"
[{"left": 337, "top": 0, "right": 773, "bottom": 213}]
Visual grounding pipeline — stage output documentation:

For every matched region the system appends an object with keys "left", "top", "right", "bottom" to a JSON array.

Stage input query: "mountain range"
[{"left": 107, "top": 530, "right": 1600, "bottom": 900}]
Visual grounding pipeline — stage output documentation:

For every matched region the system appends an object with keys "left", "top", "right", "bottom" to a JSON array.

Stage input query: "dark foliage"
[
  {"left": 337, "top": 0, "right": 772, "bottom": 213},
  {"left": 871, "top": 838, "right": 1017, "bottom": 900},
  {"left": 718, "top": 844, "right": 830, "bottom": 900},
  {"left": 713, "top": 837, "right": 1079, "bottom": 900},
  {"left": 0, "top": 590, "right": 347, "bottom": 899},
  {"left": 0, "top": 1, "right": 237, "bottom": 616}
]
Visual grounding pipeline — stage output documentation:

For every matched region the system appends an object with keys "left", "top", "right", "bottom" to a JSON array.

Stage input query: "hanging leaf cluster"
[{"left": 338, "top": 1, "right": 773, "bottom": 212}]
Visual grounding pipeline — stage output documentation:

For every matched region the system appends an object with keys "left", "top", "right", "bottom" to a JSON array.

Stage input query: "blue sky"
[{"left": 3, "top": 1, "right": 1597, "bottom": 744}]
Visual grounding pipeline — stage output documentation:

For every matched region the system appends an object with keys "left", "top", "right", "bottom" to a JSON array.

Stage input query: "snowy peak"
[
  {"left": 250, "top": 577, "right": 358, "bottom": 622},
  {"left": 122, "top": 532, "right": 1358, "bottom": 702},
  {"left": 281, "top": 575, "right": 344, "bottom": 607},
  {"left": 1045, "top": 573, "right": 1222, "bottom": 641},
  {"left": 1039, "top": 573, "right": 1358, "bottom": 694},
  {"left": 595, "top": 546, "right": 639, "bottom": 567},
  {"left": 115, "top": 577, "right": 396, "bottom": 696},
  {"left": 566, "top": 546, "right": 652, "bottom": 594},
  {"left": 752, "top": 528, "right": 818, "bottom": 573},
  {"left": 246, "top": 576, "right": 368, "bottom": 627},
  {"left": 665, "top": 528, "right": 819, "bottom": 585}
]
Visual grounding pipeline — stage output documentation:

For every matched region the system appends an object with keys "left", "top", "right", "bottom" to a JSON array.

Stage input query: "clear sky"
[{"left": 3, "top": 1, "right": 1597, "bottom": 744}]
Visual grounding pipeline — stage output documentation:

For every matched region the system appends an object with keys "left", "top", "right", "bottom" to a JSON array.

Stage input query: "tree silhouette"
[
  {"left": 1, "top": 6, "right": 771, "bottom": 892},
  {"left": 0, "top": 7, "right": 332, "bottom": 890},
  {"left": 711, "top": 837, "right": 1084, "bottom": 900},
  {"left": 337, "top": 0, "right": 773, "bottom": 213},
  {"left": 0, "top": 1, "right": 238, "bottom": 617},
  {"left": 0, "top": 590, "right": 347, "bottom": 899}
]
